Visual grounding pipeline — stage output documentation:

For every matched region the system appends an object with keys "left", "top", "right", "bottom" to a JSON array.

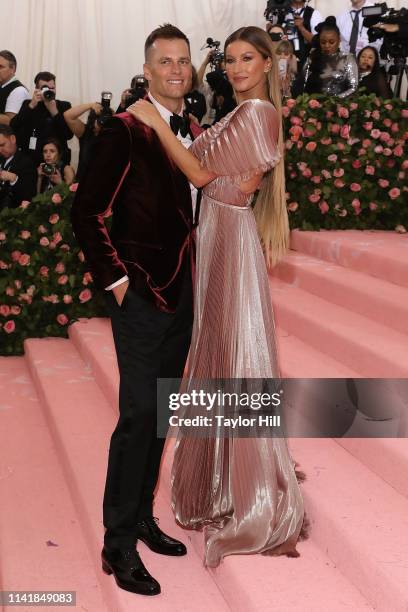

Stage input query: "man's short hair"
[
  {"left": 144, "top": 24, "right": 190, "bottom": 60},
  {"left": 0, "top": 50, "right": 17, "bottom": 70},
  {"left": 0, "top": 125, "right": 15, "bottom": 138},
  {"left": 34, "top": 71, "right": 56, "bottom": 86}
]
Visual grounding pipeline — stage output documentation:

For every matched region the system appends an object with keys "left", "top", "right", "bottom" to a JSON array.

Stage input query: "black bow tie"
[{"left": 170, "top": 112, "right": 190, "bottom": 138}]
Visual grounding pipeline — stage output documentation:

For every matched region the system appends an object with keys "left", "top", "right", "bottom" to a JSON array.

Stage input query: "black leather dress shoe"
[
  {"left": 136, "top": 517, "right": 187, "bottom": 556},
  {"left": 101, "top": 547, "right": 161, "bottom": 595}
]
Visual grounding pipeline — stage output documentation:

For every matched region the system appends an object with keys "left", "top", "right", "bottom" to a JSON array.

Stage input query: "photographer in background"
[
  {"left": 275, "top": 40, "right": 298, "bottom": 97},
  {"left": 184, "top": 66, "right": 207, "bottom": 124},
  {"left": 197, "top": 41, "right": 235, "bottom": 124},
  {"left": 337, "top": 1, "right": 382, "bottom": 55},
  {"left": 268, "top": 1, "right": 323, "bottom": 68},
  {"left": 10, "top": 71, "right": 73, "bottom": 166},
  {"left": 116, "top": 75, "right": 148, "bottom": 113},
  {"left": 64, "top": 94, "right": 114, "bottom": 182},
  {"left": 0, "top": 51, "right": 29, "bottom": 126},
  {"left": 0, "top": 125, "right": 36, "bottom": 209},
  {"left": 36, "top": 137, "right": 75, "bottom": 194}
]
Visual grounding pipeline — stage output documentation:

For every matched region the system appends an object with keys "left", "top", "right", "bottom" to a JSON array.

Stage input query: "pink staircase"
[{"left": 1, "top": 230, "right": 408, "bottom": 611}]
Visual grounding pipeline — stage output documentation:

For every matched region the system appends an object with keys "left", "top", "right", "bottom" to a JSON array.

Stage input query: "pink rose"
[
  {"left": 3, "top": 320, "right": 15, "bottom": 334},
  {"left": 49, "top": 214, "right": 59, "bottom": 224},
  {"left": 10, "top": 306, "right": 21, "bottom": 315},
  {"left": 282, "top": 106, "right": 290, "bottom": 118},
  {"left": 19, "top": 294, "right": 32, "bottom": 304},
  {"left": 379, "top": 132, "right": 390, "bottom": 143},
  {"left": 290, "top": 116, "right": 303, "bottom": 126},
  {"left": 20, "top": 230, "right": 31, "bottom": 239},
  {"left": 0, "top": 231, "right": 5, "bottom": 241},
  {"left": 63, "top": 295, "right": 73, "bottom": 304},
  {"left": 320, "top": 137, "right": 332, "bottom": 145},
  {"left": 389, "top": 188, "right": 401, "bottom": 200},
  {"left": 69, "top": 182, "right": 79, "bottom": 192},
  {"left": 337, "top": 106, "right": 349, "bottom": 118},
  {"left": 363, "top": 122, "right": 373, "bottom": 131},
  {"left": 383, "top": 118, "right": 392, "bottom": 128},
  {"left": 42, "top": 294, "right": 59, "bottom": 304},
  {"left": 14, "top": 280, "right": 22, "bottom": 289},
  {"left": 39, "top": 266, "right": 49, "bottom": 277},
  {"left": 401, "top": 109, "right": 408, "bottom": 119},
  {"left": 82, "top": 271, "right": 93, "bottom": 285},
  {"left": 308, "top": 194, "right": 320, "bottom": 204},
  {"left": 322, "top": 170, "right": 331, "bottom": 179},
  {"left": 326, "top": 111, "right": 334, "bottom": 119},
  {"left": 319, "top": 201, "right": 329, "bottom": 214},
  {"left": 289, "top": 125, "right": 303, "bottom": 142},
  {"left": 372, "top": 110, "right": 380, "bottom": 120},
  {"left": 337, "top": 143, "right": 346, "bottom": 151},
  {"left": 308, "top": 99, "right": 321, "bottom": 109},
  {"left": 297, "top": 162, "right": 308, "bottom": 172},
  {"left": 369, "top": 202, "right": 378, "bottom": 210},
  {"left": 5, "top": 287, "right": 14, "bottom": 296},
  {"left": 334, "top": 179, "right": 345, "bottom": 189},
  {"left": 20, "top": 200, "right": 30, "bottom": 209},
  {"left": 398, "top": 172, "right": 405, "bottom": 181},
  {"left": 285, "top": 140, "right": 294, "bottom": 150},
  {"left": 384, "top": 104, "right": 393, "bottom": 111},
  {"left": 60, "top": 244, "right": 70, "bottom": 252},
  {"left": 38, "top": 225, "right": 47, "bottom": 234},
  {"left": 378, "top": 179, "right": 389, "bottom": 188},
  {"left": 374, "top": 145, "right": 384, "bottom": 154},
  {"left": 302, "top": 169, "right": 312, "bottom": 178},
  {"left": 350, "top": 102, "right": 358, "bottom": 111},
  {"left": 311, "top": 175, "right": 321, "bottom": 184},
  {"left": 340, "top": 125, "right": 350, "bottom": 139},
  {"left": 0, "top": 305, "right": 11, "bottom": 317},
  {"left": 55, "top": 262, "right": 65, "bottom": 274},
  {"left": 330, "top": 123, "right": 341, "bottom": 134},
  {"left": 18, "top": 254, "right": 30, "bottom": 266},
  {"left": 78, "top": 251, "right": 85, "bottom": 262},
  {"left": 58, "top": 274, "right": 69, "bottom": 285},
  {"left": 365, "top": 165, "right": 375, "bottom": 175},
  {"left": 370, "top": 129, "right": 381, "bottom": 139},
  {"left": 402, "top": 160, "right": 408, "bottom": 170},
  {"left": 352, "top": 160, "right": 361, "bottom": 169},
  {"left": 391, "top": 123, "right": 399, "bottom": 133},
  {"left": 328, "top": 154, "right": 337, "bottom": 162},
  {"left": 286, "top": 98, "right": 297, "bottom": 109},
  {"left": 52, "top": 232, "right": 62, "bottom": 245},
  {"left": 393, "top": 145, "right": 403, "bottom": 157},
  {"left": 351, "top": 199, "right": 361, "bottom": 215},
  {"left": 57, "top": 314, "right": 69, "bottom": 326},
  {"left": 288, "top": 202, "right": 298, "bottom": 212},
  {"left": 11, "top": 250, "right": 22, "bottom": 261},
  {"left": 383, "top": 147, "right": 392, "bottom": 157},
  {"left": 350, "top": 183, "right": 361, "bottom": 192},
  {"left": 305, "top": 141, "right": 317, "bottom": 152},
  {"left": 79, "top": 289, "right": 92, "bottom": 303},
  {"left": 296, "top": 141, "right": 303, "bottom": 149},
  {"left": 40, "top": 237, "right": 50, "bottom": 247},
  {"left": 362, "top": 138, "right": 372, "bottom": 148},
  {"left": 333, "top": 168, "right": 344, "bottom": 177},
  {"left": 52, "top": 193, "right": 62, "bottom": 204}
]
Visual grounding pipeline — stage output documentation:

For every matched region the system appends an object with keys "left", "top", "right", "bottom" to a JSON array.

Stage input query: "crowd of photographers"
[{"left": 0, "top": 1, "right": 406, "bottom": 210}]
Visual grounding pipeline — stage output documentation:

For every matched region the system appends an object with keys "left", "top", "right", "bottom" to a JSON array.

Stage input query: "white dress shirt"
[
  {"left": 105, "top": 93, "right": 197, "bottom": 291},
  {"left": 337, "top": 1, "right": 382, "bottom": 55},
  {"left": 1, "top": 76, "right": 29, "bottom": 114}
]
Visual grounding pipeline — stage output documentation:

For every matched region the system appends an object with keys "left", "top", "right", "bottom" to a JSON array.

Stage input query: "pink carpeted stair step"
[
  {"left": 0, "top": 357, "right": 108, "bottom": 612},
  {"left": 158, "top": 441, "right": 374, "bottom": 612},
  {"left": 289, "top": 437, "right": 408, "bottom": 612},
  {"left": 23, "top": 337, "right": 230, "bottom": 612},
  {"left": 273, "top": 250, "right": 408, "bottom": 335},
  {"left": 290, "top": 230, "right": 408, "bottom": 288},
  {"left": 270, "top": 277, "right": 408, "bottom": 377}
]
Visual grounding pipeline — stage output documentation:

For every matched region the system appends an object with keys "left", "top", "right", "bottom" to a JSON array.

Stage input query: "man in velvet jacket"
[{"left": 71, "top": 25, "right": 202, "bottom": 597}]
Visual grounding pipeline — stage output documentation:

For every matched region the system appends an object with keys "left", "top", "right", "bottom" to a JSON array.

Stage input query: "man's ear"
[{"left": 143, "top": 63, "right": 152, "bottom": 83}]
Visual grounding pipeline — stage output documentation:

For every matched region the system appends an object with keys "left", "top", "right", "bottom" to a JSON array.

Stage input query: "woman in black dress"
[{"left": 357, "top": 46, "right": 393, "bottom": 98}]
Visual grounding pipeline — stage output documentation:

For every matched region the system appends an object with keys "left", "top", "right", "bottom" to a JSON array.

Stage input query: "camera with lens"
[
  {"left": 124, "top": 75, "right": 148, "bottom": 106},
  {"left": 264, "top": 0, "right": 292, "bottom": 25},
  {"left": 363, "top": 3, "right": 408, "bottom": 59},
  {"left": 96, "top": 91, "right": 114, "bottom": 127},
  {"left": 42, "top": 163, "right": 57, "bottom": 176},
  {"left": 202, "top": 38, "right": 225, "bottom": 70},
  {"left": 41, "top": 86, "right": 56, "bottom": 101}
]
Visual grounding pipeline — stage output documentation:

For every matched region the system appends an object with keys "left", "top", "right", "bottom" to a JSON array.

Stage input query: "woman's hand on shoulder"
[{"left": 127, "top": 100, "right": 164, "bottom": 131}]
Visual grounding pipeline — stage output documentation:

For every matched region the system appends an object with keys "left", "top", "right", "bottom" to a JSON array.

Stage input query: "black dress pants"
[{"left": 103, "top": 268, "right": 193, "bottom": 550}]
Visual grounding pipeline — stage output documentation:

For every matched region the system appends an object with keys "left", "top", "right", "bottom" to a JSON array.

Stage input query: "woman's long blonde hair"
[{"left": 225, "top": 26, "right": 289, "bottom": 268}]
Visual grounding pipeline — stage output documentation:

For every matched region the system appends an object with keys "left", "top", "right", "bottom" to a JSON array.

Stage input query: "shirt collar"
[
  {"left": 147, "top": 92, "right": 185, "bottom": 123},
  {"left": 1, "top": 76, "right": 17, "bottom": 89}
]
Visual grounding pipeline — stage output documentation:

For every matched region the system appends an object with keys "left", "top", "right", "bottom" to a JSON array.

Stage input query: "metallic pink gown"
[{"left": 171, "top": 99, "right": 305, "bottom": 567}]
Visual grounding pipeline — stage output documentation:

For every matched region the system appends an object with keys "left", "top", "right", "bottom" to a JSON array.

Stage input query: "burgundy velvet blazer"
[{"left": 71, "top": 113, "right": 202, "bottom": 312}]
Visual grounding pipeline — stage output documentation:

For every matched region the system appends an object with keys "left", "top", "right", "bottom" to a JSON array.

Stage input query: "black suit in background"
[
  {"left": 10, "top": 99, "right": 73, "bottom": 165},
  {"left": 0, "top": 150, "right": 36, "bottom": 209}
]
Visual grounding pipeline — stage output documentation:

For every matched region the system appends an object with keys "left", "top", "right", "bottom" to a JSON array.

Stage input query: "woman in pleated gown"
[{"left": 128, "top": 25, "right": 305, "bottom": 567}]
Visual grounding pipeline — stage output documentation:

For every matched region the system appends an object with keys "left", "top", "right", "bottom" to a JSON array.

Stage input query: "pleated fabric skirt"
[{"left": 171, "top": 195, "right": 304, "bottom": 567}]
